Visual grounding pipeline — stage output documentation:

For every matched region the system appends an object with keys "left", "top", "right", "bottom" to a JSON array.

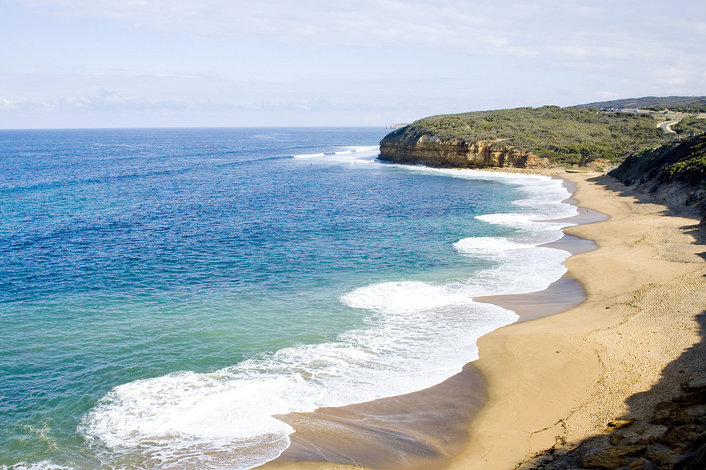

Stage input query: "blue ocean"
[{"left": 0, "top": 128, "right": 576, "bottom": 469}]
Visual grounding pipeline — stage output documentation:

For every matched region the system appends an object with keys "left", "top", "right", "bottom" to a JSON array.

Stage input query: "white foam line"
[
  {"left": 3, "top": 462, "right": 73, "bottom": 470},
  {"left": 292, "top": 145, "right": 380, "bottom": 162},
  {"left": 80, "top": 163, "right": 577, "bottom": 469}
]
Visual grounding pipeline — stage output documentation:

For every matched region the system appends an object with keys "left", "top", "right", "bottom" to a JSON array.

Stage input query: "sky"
[{"left": 1, "top": 0, "right": 705, "bottom": 128}]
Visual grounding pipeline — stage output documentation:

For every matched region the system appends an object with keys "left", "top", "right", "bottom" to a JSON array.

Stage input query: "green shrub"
[
  {"left": 672, "top": 116, "right": 706, "bottom": 135},
  {"left": 384, "top": 106, "right": 666, "bottom": 165}
]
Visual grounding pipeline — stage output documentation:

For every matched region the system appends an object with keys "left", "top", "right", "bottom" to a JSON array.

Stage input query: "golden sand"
[
  {"left": 261, "top": 171, "right": 705, "bottom": 470},
  {"left": 448, "top": 171, "right": 705, "bottom": 469}
]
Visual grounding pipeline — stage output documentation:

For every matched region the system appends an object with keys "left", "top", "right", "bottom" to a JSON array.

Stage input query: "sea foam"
[
  {"left": 80, "top": 164, "right": 578, "bottom": 469},
  {"left": 2, "top": 462, "right": 73, "bottom": 470},
  {"left": 291, "top": 145, "right": 380, "bottom": 163}
]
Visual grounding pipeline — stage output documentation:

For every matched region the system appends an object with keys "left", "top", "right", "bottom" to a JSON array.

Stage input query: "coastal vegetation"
[
  {"left": 575, "top": 95, "right": 706, "bottom": 111},
  {"left": 382, "top": 106, "right": 666, "bottom": 166},
  {"left": 673, "top": 115, "right": 706, "bottom": 135},
  {"left": 669, "top": 103, "right": 706, "bottom": 113},
  {"left": 612, "top": 133, "right": 706, "bottom": 185},
  {"left": 611, "top": 133, "right": 706, "bottom": 220},
  {"left": 380, "top": 96, "right": 706, "bottom": 218}
]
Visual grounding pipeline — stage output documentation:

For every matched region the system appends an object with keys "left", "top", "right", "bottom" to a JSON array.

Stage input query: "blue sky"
[{"left": 1, "top": 0, "right": 705, "bottom": 128}]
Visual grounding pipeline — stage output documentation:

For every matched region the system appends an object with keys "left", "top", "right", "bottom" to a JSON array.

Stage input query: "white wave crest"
[
  {"left": 81, "top": 295, "right": 513, "bottom": 468},
  {"left": 341, "top": 280, "right": 474, "bottom": 313},
  {"left": 3, "top": 462, "right": 73, "bottom": 470},
  {"left": 81, "top": 168, "right": 577, "bottom": 469},
  {"left": 292, "top": 145, "right": 379, "bottom": 163},
  {"left": 453, "top": 236, "right": 534, "bottom": 255}
]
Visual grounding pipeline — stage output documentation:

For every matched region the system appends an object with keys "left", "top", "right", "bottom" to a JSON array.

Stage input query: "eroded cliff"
[
  {"left": 377, "top": 107, "right": 666, "bottom": 168},
  {"left": 379, "top": 134, "right": 552, "bottom": 169}
]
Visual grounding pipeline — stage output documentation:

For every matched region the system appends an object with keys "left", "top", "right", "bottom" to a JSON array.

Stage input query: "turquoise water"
[{"left": 0, "top": 128, "right": 576, "bottom": 469}]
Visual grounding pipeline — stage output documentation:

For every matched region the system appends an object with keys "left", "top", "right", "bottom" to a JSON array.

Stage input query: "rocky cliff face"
[{"left": 379, "top": 134, "right": 552, "bottom": 169}]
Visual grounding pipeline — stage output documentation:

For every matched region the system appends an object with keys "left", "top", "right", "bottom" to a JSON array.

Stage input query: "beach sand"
[
  {"left": 447, "top": 172, "right": 705, "bottom": 469},
  {"left": 260, "top": 171, "right": 706, "bottom": 470}
]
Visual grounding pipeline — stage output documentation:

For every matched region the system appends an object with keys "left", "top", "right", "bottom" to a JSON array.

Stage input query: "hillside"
[
  {"left": 379, "top": 106, "right": 666, "bottom": 167},
  {"left": 610, "top": 133, "right": 706, "bottom": 222},
  {"left": 576, "top": 96, "right": 706, "bottom": 112},
  {"left": 673, "top": 115, "right": 706, "bottom": 135}
]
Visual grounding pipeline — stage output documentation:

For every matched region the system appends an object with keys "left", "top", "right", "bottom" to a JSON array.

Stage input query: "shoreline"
[
  {"left": 447, "top": 171, "right": 705, "bottom": 469},
  {"left": 261, "top": 169, "right": 705, "bottom": 470},
  {"left": 260, "top": 170, "right": 607, "bottom": 470}
]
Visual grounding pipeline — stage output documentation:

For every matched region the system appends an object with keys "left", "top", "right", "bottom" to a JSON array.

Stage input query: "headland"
[{"left": 261, "top": 97, "right": 706, "bottom": 469}]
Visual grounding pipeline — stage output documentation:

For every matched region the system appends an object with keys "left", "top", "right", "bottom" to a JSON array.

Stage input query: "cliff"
[
  {"left": 379, "top": 135, "right": 551, "bottom": 169},
  {"left": 379, "top": 106, "right": 665, "bottom": 168},
  {"left": 610, "top": 133, "right": 706, "bottom": 223}
]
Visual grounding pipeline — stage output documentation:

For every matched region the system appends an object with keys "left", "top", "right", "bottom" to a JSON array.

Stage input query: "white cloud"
[
  {"left": 0, "top": 98, "right": 18, "bottom": 109},
  {"left": 16, "top": 0, "right": 704, "bottom": 66},
  {"left": 652, "top": 66, "right": 690, "bottom": 87},
  {"left": 3, "top": 0, "right": 705, "bottom": 127},
  {"left": 595, "top": 90, "right": 620, "bottom": 100}
]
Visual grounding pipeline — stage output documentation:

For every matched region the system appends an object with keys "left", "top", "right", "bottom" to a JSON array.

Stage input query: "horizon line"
[{"left": 0, "top": 125, "right": 392, "bottom": 131}]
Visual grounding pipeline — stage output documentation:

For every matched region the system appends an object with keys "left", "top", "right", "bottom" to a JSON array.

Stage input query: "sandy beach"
[
  {"left": 261, "top": 170, "right": 706, "bottom": 470},
  {"left": 448, "top": 172, "right": 705, "bottom": 469}
]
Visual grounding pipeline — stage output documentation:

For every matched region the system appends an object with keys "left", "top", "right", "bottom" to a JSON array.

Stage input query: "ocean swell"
[{"left": 79, "top": 168, "right": 577, "bottom": 469}]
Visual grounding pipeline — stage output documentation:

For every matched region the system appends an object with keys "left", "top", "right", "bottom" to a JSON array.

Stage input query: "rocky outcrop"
[
  {"left": 379, "top": 134, "right": 552, "bottom": 169},
  {"left": 519, "top": 378, "right": 706, "bottom": 470}
]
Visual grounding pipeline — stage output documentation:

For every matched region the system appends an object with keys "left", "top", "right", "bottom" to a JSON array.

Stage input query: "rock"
[
  {"left": 611, "top": 426, "right": 668, "bottom": 447},
  {"left": 609, "top": 432, "right": 623, "bottom": 445},
  {"left": 662, "top": 425, "right": 703, "bottom": 445},
  {"left": 676, "top": 441, "right": 706, "bottom": 469},
  {"left": 682, "top": 378, "right": 706, "bottom": 392},
  {"left": 608, "top": 419, "right": 635, "bottom": 430},
  {"left": 675, "top": 408, "right": 694, "bottom": 425},
  {"left": 379, "top": 136, "right": 553, "bottom": 169},
  {"left": 581, "top": 445, "right": 646, "bottom": 468},
  {"left": 653, "top": 401, "right": 679, "bottom": 424},
  {"left": 629, "top": 457, "right": 660, "bottom": 469},
  {"left": 645, "top": 444, "right": 672, "bottom": 467},
  {"left": 682, "top": 405, "right": 706, "bottom": 424},
  {"left": 639, "top": 426, "right": 669, "bottom": 445}
]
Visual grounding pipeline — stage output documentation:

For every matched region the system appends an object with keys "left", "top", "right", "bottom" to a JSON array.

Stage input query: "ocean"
[{"left": 0, "top": 128, "right": 576, "bottom": 469}]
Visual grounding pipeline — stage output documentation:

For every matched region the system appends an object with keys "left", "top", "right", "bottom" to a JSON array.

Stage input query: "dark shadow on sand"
[
  {"left": 521, "top": 175, "right": 706, "bottom": 470},
  {"left": 522, "top": 311, "right": 706, "bottom": 470}
]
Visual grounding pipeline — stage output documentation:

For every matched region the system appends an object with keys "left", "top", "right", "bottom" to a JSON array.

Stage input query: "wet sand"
[
  {"left": 261, "top": 170, "right": 705, "bottom": 470},
  {"left": 447, "top": 172, "right": 705, "bottom": 469},
  {"left": 475, "top": 185, "right": 607, "bottom": 323},
  {"left": 475, "top": 273, "right": 586, "bottom": 323},
  {"left": 273, "top": 363, "right": 487, "bottom": 470},
  {"left": 259, "top": 172, "right": 602, "bottom": 470}
]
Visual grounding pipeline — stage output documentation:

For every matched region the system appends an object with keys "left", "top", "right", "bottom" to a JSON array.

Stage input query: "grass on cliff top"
[
  {"left": 384, "top": 106, "right": 667, "bottom": 165},
  {"left": 611, "top": 133, "right": 706, "bottom": 186}
]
